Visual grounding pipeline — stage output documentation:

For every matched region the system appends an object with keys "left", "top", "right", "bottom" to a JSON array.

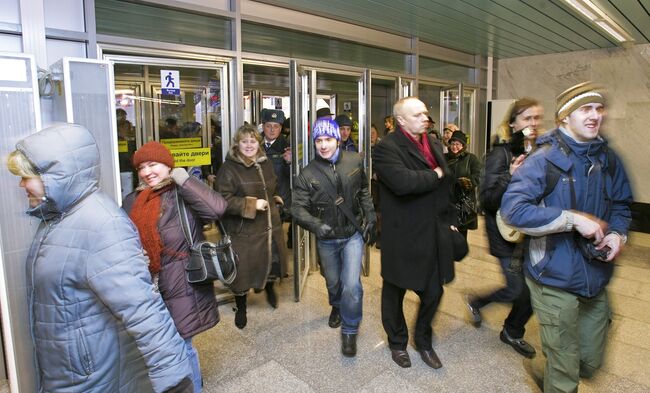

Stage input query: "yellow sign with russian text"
[
  {"left": 161, "top": 137, "right": 202, "bottom": 149},
  {"left": 171, "top": 148, "right": 211, "bottom": 166},
  {"left": 118, "top": 140, "right": 128, "bottom": 153}
]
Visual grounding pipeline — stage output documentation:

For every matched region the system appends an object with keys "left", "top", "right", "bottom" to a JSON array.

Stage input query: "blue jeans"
[
  {"left": 317, "top": 232, "right": 364, "bottom": 334},
  {"left": 185, "top": 338, "right": 202, "bottom": 393},
  {"left": 474, "top": 256, "right": 533, "bottom": 338}
]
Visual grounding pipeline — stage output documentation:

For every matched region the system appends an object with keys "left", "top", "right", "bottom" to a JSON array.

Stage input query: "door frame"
[{"left": 289, "top": 60, "right": 372, "bottom": 301}]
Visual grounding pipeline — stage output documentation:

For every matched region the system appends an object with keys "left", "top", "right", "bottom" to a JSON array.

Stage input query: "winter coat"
[
  {"left": 479, "top": 143, "right": 518, "bottom": 257},
  {"left": 263, "top": 136, "right": 292, "bottom": 218},
  {"left": 445, "top": 150, "right": 482, "bottom": 230},
  {"left": 18, "top": 124, "right": 192, "bottom": 393},
  {"left": 215, "top": 151, "right": 288, "bottom": 294},
  {"left": 372, "top": 129, "right": 456, "bottom": 291},
  {"left": 123, "top": 176, "right": 226, "bottom": 338},
  {"left": 501, "top": 128, "right": 633, "bottom": 297},
  {"left": 291, "top": 150, "right": 376, "bottom": 239}
]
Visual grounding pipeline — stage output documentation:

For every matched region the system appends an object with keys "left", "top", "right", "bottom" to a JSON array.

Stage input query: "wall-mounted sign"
[
  {"left": 171, "top": 148, "right": 211, "bottom": 166},
  {"left": 160, "top": 70, "right": 180, "bottom": 95}
]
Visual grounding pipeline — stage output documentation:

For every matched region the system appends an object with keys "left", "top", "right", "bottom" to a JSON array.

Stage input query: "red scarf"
[
  {"left": 400, "top": 127, "right": 438, "bottom": 170},
  {"left": 129, "top": 184, "right": 173, "bottom": 275}
]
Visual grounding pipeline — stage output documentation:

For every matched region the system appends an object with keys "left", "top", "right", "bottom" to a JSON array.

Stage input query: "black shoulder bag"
[
  {"left": 176, "top": 189, "right": 238, "bottom": 286},
  {"left": 309, "top": 166, "right": 367, "bottom": 237}
]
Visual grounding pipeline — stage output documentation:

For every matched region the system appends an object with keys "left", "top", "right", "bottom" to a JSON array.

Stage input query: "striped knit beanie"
[{"left": 556, "top": 81, "right": 605, "bottom": 122}]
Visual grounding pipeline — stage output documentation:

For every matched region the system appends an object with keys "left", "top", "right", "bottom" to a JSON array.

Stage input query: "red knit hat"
[{"left": 133, "top": 141, "right": 175, "bottom": 169}]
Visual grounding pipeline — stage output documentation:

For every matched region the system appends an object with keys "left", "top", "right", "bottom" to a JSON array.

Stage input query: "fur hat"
[
  {"left": 449, "top": 130, "right": 467, "bottom": 146},
  {"left": 133, "top": 141, "right": 174, "bottom": 169},
  {"left": 261, "top": 109, "right": 285, "bottom": 125},
  {"left": 556, "top": 81, "right": 605, "bottom": 121},
  {"left": 335, "top": 114, "right": 353, "bottom": 128},
  {"left": 312, "top": 119, "right": 340, "bottom": 141}
]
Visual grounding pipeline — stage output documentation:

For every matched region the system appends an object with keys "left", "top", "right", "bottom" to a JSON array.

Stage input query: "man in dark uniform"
[
  {"left": 261, "top": 109, "right": 292, "bottom": 246},
  {"left": 335, "top": 114, "right": 357, "bottom": 152},
  {"left": 373, "top": 97, "right": 455, "bottom": 370}
]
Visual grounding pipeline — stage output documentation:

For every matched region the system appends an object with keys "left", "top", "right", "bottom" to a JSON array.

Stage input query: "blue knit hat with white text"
[{"left": 312, "top": 119, "right": 341, "bottom": 141}]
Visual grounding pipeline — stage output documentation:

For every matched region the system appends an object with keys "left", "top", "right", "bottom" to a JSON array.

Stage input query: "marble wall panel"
[{"left": 497, "top": 43, "right": 650, "bottom": 203}]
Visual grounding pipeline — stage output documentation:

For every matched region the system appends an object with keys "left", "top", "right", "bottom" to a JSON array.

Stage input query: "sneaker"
[
  {"left": 328, "top": 307, "right": 341, "bottom": 328},
  {"left": 465, "top": 295, "right": 482, "bottom": 327}
]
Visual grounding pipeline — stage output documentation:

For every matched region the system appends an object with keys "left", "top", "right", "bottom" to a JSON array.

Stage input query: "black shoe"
[
  {"left": 341, "top": 333, "right": 357, "bottom": 357},
  {"left": 390, "top": 349, "right": 411, "bottom": 368},
  {"left": 465, "top": 295, "right": 482, "bottom": 327},
  {"left": 328, "top": 307, "right": 341, "bottom": 328},
  {"left": 265, "top": 282, "right": 278, "bottom": 309},
  {"left": 500, "top": 330, "right": 536, "bottom": 358},
  {"left": 418, "top": 349, "right": 442, "bottom": 369}
]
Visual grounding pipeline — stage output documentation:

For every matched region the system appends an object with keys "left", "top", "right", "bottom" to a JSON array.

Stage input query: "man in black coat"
[
  {"left": 261, "top": 109, "right": 293, "bottom": 247},
  {"left": 373, "top": 97, "right": 455, "bottom": 369}
]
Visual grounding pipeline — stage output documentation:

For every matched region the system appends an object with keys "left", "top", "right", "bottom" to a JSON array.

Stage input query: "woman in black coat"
[{"left": 445, "top": 130, "right": 482, "bottom": 237}]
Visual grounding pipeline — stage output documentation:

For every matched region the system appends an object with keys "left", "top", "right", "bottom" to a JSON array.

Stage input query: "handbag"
[
  {"left": 455, "top": 191, "right": 477, "bottom": 227},
  {"left": 176, "top": 190, "right": 237, "bottom": 286},
  {"left": 496, "top": 209, "right": 525, "bottom": 243}
]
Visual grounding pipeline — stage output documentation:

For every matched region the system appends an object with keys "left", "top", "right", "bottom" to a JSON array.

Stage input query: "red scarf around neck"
[
  {"left": 400, "top": 127, "right": 439, "bottom": 170},
  {"left": 129, "top": 184, "right": 173, "bottom": 275}
]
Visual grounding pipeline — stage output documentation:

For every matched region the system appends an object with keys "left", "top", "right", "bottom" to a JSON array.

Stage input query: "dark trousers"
[
  {"left": 381, "top": 279, "right": 443, "bottom": 351},
  {"left": 473, "top": 256, "right": 533, "bottom": 338}
]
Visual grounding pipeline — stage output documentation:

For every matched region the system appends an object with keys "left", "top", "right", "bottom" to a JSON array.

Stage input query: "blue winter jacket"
[
  {"left": 17, "top": 124, "right": 192, "bottom": 392},
  {"left": 500, "top": 128, "right": 633, "bottom": 297}
]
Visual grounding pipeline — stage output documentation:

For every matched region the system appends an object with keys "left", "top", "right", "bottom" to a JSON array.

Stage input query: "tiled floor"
[
  {"left": 2, "top": 219, "right": 648, "bottom": 392},
  {"left": 193, "top": 219, "right": 650, "bottom": 393}
]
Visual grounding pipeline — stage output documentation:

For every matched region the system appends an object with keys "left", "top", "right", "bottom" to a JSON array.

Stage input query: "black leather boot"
[
  {"left": 265, "top": 281, "right": 278, "bottom": 309},
  {"left": 234, "top": 294, "right": 247, "bottom": 329},
  {"left": 341, "top": 333, "right": 357, "bottom": 357}
]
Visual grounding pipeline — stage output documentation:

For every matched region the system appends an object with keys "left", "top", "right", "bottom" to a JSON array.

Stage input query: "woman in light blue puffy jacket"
[{"left": 6, "top": 124, "right": 193, "bottom": 393}]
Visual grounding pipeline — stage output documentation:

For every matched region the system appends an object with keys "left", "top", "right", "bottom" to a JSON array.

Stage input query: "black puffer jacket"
[
  {"left": 292, "top": 151, "right": 376, "bottom": 239},
  {"left": 479, "top": 143, "right": 516, "bottom": 257}
]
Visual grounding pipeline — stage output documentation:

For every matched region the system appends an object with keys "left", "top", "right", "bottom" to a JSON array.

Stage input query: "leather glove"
[
  {"left": 163, "top": 377, "right": 193, "bottom": 393},
  {"left": 315, "top": 224, "right": 333, "bottom": 238},
  {"left": 457, "top": 177, "right": 472, "bottom": 190},
  {"left": 362, "top": 221, "right": 377, "bottom": 246}
]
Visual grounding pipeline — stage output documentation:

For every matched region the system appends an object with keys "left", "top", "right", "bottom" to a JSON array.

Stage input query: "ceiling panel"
[
  {"left": 254, "top": 0, "right": 648, "bottom": 59},
  {"left": 605, "top": 0, "right": 650, "bottom": 42}
]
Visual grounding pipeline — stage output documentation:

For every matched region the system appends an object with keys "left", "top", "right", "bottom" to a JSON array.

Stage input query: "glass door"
[
  {"left": 397, "top": 77, "right": 414, "bottom": 99},
  {"left": 289, "top": 61, "right": 370, "bottom": 301},
  {"left": 107, "top": 56, "right": 230, "bottom": 199},
  {"left": 440, "top": 82, "right": 477, "bottom": 150}
]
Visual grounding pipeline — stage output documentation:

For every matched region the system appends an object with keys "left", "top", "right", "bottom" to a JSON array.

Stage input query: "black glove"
[
  {"left": 315, "top": 224, "right": 333, "bottom": 238},
  {"left": 362, "top": 221, "right": 377, "bottom": 246},
  {"left": 163, "top": 377, "right": 193, "bottom": 393}
]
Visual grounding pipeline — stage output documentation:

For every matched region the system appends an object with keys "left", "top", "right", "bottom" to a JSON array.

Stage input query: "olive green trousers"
[{"left": 526, "top": 277, "right": 610, "bottom": 393}]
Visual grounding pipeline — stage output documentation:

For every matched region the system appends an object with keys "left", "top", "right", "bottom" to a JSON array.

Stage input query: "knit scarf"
[
  {"left": 129, "top": 178, "right": 174, "bottom": 275},
  {"left": 400, "top": 127, "right": 438, "bottom": 170}
]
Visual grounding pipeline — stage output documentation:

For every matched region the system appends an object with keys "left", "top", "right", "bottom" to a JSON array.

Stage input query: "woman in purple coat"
[{"left": 123, "top": 141, "right": 227, "bottom": 392}]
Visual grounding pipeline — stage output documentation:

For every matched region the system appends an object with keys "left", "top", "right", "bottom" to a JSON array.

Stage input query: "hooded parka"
[{"left": 18, "top": 124, "right": 192, "bottom": 393}]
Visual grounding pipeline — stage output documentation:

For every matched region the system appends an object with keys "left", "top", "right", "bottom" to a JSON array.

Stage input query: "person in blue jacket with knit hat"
[{"left": 501, "top": 82, "right": 633, "bottom": 392}]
